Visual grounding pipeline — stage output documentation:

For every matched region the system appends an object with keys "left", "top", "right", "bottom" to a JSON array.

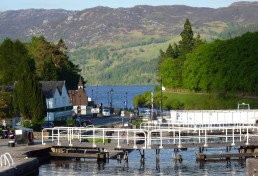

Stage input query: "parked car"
[
  {"left": 0, "top": 130, "right": 8, "bottom": 139},
  {"left": 102, "top": 108, "right": 110, "bottom": 117},
  {"left": 41, "top": 122, "right": 54, "bottom": 129}
]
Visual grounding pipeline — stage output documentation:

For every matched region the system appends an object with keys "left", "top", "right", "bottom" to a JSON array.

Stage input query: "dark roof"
[{"left": 40, "top": 81, "right": 66, "bottom": 98}]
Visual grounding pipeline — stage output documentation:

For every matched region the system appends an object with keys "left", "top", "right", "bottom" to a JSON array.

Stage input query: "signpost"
[{"left": 121, "top": 110, "right": 124, "bottom": 125}]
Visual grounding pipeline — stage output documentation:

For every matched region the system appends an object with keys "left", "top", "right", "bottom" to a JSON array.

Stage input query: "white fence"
[
  {"left": 42, "top": 127, "right": 148, "bottom": 149},
  {"left": 170, "top": 109, "right": 258, "bottom": 124},
  {"left": 42, "top": 124, "right": 258, "bottom": 149}
]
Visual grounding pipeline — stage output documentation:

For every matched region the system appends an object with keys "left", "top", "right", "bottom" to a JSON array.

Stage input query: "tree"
[
  {"left": 179, "top": 19, "right": 194, "bottom": 59},
  {"left": 27, "top": 36, "right": 82, "bottom": 90},
  {"left": 0, "top": 91, "right": 13, "bottom": 118},
  {"left": 0, "top": 39, "right": 29, "bottom": 85},
  {"left": 157, "top": 19, "right": 205, "bottom": 89},
  {"left": 40, "top": 59, "right": 58, "bottom": 81},
  {"left": 57, "top": 38, "right": 68, "bottom": 55},
  {"left": 13, "top": 57, "right": 46, "bottom": 120}
]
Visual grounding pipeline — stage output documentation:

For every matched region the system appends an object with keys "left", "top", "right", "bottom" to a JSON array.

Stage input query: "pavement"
[{"left": 0, "top": 139, "right": 48, "bottom": 176}]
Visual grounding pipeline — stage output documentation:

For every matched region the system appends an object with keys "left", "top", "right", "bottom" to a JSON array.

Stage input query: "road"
[{"left": 81, "top": 115, "right": 131, "bottom": 127}]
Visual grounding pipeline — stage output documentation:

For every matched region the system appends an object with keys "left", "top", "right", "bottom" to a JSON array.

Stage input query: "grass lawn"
[{"left": 157, "top": 91, "right": 258, "bottom": 110}]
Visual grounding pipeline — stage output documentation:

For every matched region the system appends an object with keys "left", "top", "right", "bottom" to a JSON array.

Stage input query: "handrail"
[
  {"left": 42, "top": 127, "right": 148, "bottom": 149},
  {"left": 0, "top": 152, "right": 14, "bottom": 167},
  {"left": 41, "top": 125, "right": 258, "bottom": 149},
  {"left": 140, "top": 121, "right": 256, "bottom": 130}
]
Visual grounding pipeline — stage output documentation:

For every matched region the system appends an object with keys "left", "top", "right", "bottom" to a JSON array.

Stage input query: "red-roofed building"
[{"left": 68, "top": 77, "right": 88, "bottom": 116}]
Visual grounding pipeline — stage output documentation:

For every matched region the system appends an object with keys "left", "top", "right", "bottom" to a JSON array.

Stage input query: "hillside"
[{"left": 1, "top": 2, "right": 258, "bottom": 85}]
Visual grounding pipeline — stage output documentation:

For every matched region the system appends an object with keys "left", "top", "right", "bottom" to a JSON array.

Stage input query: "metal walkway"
[{"left": 41, "top": 122, "right": 258, "bottom": 150}]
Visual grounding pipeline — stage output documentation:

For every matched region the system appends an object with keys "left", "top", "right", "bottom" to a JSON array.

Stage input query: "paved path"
[{"left": 0, "top": 139, "right": 50, "bottom": 176}]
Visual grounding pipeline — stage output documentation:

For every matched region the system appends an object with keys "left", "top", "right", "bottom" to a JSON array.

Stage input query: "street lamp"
[
  {"left": 47, "top": 98, "right": 50, "bottom": 125},
  {"left": 91, "top": 89, "right": 93, "bottom": 101},
  {"left": 110, "top": 88, "right": 113, "bottom": 108},
  {"left": 125, "top": 92, "right": 128, "bottom": 109},
  {"left": 160, "top": 77, "right": 163, "bottom": 120},
  {"left": 107, "top": 91, "right": 110, "bottom": 107},
  {"left": 79, "top": 95, "right": 81, "bottom": 116}
]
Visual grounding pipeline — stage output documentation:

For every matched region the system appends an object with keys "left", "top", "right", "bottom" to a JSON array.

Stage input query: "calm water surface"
[
  {"left": 86, "top": 85, "right": 155, "bottom": 109},
  {"left": 39, "top": 148, "right": 245, "bottom": 176},
  {"left": 39, "top": 86, "right": 246, "bottom": 175}
]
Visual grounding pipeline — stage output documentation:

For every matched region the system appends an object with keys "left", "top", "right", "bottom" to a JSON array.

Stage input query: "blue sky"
[{"left": 1, "top": 0, "right": 257, "bottom": 11}]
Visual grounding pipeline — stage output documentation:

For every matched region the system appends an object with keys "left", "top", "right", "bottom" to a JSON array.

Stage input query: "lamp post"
[
  {"left": 110, "top": 88, "right": 113, "bottom": 109},
  {"left": 91, "top": 89, "right": 93, "bottom": 101},
  {"left": 110, "top": 88, "right": 114, "bottom": 115},
  {"left": 107, "top": 91, "right": 110, "bottom": 107},
  {"left": 47, "top": 98, "right": 50, "bottom": 125},
  {"left": 78, "top": 95, "right": 81, "bottom": 126},
  {"left": 125, "top": 92, "right": 128, "bottom": 109},
  {"left": 79, "top": 95, "right": 81, "bottom": 115},
  {"left": 160, "top": 77, "right": 163, "bottom": 120}
]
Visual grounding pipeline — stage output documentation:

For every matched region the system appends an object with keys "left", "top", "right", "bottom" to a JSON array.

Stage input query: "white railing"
[
  {"left": 140, "top": 121, "right": 256, "bottom": 130},
  {"left": 0, "top": 153, "right": 14, "bottom": 167},
  {"left": 147, "top": 125, "right": 258, "bottom": 149},
  {"left": 41, "top": 125, "right": 258, "bottom": 149},
  {"left": 42, "top": 127, "right": 148, "bottom": 149}
]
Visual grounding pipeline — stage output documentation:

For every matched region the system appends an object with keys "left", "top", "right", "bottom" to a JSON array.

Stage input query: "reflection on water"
[{"left": 39, "top": 149, "right": 246, "bottom": 176}]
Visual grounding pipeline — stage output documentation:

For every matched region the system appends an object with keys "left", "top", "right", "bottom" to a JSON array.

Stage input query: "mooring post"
[
  {"left": 106, "top": 152, "right": 109, "bottom": 163},
  {"left": 140, "top": 149, "right": 145, "bottom": 163},
  {"left": 117, "top": 154, "right": 121, "bottom": 162},
  {"left": 156, "top": 150, "right": 160, "bottom": 171},
  {"left": 199, "top": 147, "right": 204, "bottom": 153},
  {"left": 156, "top": 149, "right": 160, "bottom": 162},
  {"left": 123, "top": 150, "right": 128, "bottom": 162}
]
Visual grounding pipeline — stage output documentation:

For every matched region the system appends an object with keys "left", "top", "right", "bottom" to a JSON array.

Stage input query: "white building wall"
[
  {"left": 170, "top": 109, "right": 258, "bottom": 124},
  {"left": 44, "top": 85, "right": 73, "bottom": 121}
]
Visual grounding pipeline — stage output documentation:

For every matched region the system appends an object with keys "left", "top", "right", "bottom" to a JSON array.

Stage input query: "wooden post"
[
  {"left": 123, "top": 151, "right": 128, "bottom": 162},
  {"left": 140, "top": 150, "right": 145, "bottom": 163},
  {"left": 156, "top": 149, "right": 160, "bottom": 162}
]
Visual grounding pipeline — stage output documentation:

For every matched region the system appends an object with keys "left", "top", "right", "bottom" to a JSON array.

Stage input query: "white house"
[{"left": 40, "top": 81, "right": 73, "bottom": 121}]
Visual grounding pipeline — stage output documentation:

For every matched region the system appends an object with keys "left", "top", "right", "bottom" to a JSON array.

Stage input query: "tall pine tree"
[
  {"left": 179, "top": 19, "right": 194, "bottom": 59},
  {"left": 13, "top": 57, "right": 46, "bottom": 120}
]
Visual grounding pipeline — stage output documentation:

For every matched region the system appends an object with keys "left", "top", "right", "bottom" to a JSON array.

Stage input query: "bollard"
[{"left": 8, "top": 141, "right": 15, "bottom": 147}]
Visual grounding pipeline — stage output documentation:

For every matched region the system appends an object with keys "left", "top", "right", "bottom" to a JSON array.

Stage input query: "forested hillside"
[
  {"left": 159, "top": 27, "right": 258, "bottom": 96},
  {"left": 1, "top": 2, "right": 258, "bottom": 85}
]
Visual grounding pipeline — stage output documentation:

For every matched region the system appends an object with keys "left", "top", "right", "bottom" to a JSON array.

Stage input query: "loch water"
[
  {"left": 39, "top": 148, "right": 245, "bottom": 176},
  {"left": 85, "top": 85, "right": 155, "bottom": 109},
  {"left": 39, "top": 85, "right": 246, "bottom": 175}
]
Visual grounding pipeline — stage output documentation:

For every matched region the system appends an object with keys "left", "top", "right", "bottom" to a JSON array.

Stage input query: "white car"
[{"left": 102, "top": 108, "right": 110, "bottom": 117}]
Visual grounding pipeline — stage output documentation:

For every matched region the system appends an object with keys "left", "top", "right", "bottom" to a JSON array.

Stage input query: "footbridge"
[{"left": 41, "top": 123, "right": 258, "bottom": 150}]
